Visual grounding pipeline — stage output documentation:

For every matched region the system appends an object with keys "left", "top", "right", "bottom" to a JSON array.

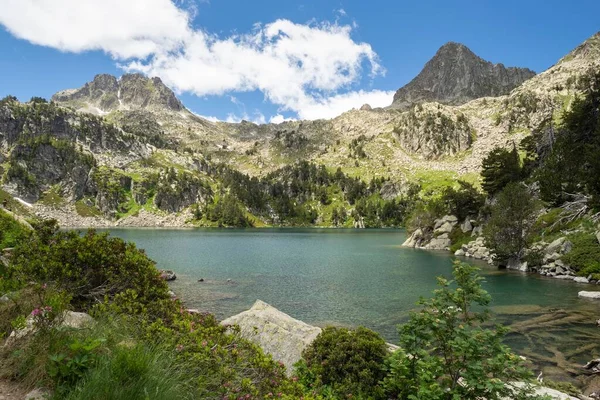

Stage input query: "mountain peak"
[
  {"left": 52, "top": 73, "right": 184, "bottom": 114},
  {"left": 390, "top": 42, "right": 536, "bottom": 110}
]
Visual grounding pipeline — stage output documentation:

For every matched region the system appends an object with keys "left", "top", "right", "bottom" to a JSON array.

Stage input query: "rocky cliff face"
[
  {"left": 390, "top": 42, "right": 536, "bottom": 110},
  {"left": 52, "top": 73, "right": 184, "bottom": 114}
]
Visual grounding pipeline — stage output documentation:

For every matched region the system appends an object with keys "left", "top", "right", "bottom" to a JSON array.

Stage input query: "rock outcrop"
[
  {"left": 52, "top": 73, "right": 184, "bottom": 114},
  {"left": 455, "top": 236, "right": 494, "bottom": 264},
  {"left": 578, "top": 291, "right": 600, "bottom": 300},
  {"left": 390, "top": 42, "right": 536, "bottom": 110},
  {"left": 5, "top": 311, "right": 94, "bottom": 347},
  {"left": 221, "top": 300, "right": 322, "bottom": 373},
  {"left": 402, "top": 215, "right": 459, "bottom": 250},
  {"left": 392, "top": 103, "right": 473, "bottom": 159}
]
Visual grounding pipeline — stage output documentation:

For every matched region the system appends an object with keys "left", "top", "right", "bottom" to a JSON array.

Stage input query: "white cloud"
[
  {"left": 0, "top": 0, "right": 389, "bottom": 120},
  {"left": 269, "top": 114, "right": 296, "bottom": 124},
  {"left": 296, "top": 90, "right": 395, "bottom": 120},
  {"left": 225, "top": 111, "right": 266, "bottom": 125},
  {"left": 0, "top": 0, "right": 190, "bottom": 58},
  {"left": 198, "top": 115, "right": 220, "bottom": 123}
]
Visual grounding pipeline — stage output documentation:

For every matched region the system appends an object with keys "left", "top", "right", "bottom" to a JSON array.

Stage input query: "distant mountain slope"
[
  {"left": 390, "top": 42, "right": 536, "bottom": 110},
  {"left": 1, "top": 33, "right": 598, "bottom": 228},
  {"left": 52, "top": 73, "right": 184, "bottom": 114}
]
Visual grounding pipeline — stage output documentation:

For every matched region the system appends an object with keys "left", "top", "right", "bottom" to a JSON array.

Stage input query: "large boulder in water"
[{"left": 221, "top": 300, "right": 322, "bottom": 373}]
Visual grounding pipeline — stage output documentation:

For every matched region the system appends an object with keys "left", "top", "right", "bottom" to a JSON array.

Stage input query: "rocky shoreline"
[{"left": 402, "top": 214, "right": 600, "bottom": 287}]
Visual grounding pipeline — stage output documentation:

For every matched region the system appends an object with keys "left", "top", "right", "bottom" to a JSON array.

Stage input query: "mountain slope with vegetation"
[{"left": 0, "top": 33, "right": 598, "bottom": 228}]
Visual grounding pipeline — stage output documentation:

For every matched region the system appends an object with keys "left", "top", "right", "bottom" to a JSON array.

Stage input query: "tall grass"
[{"left": 64, "top": 344, "right": 198, "bottom": 400}]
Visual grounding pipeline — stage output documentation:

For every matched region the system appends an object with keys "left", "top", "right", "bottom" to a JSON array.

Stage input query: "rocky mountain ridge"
[
  {"left": 52, "top": 73, "right": 184, "bottom": 114},
  {"left": 390, "top": 42, "right": 536, "bottom": 110}
]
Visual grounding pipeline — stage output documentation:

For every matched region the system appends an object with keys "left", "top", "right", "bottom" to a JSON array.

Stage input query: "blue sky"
[{"left": 0, "top": 0, "right": 598, "bottom": 122}]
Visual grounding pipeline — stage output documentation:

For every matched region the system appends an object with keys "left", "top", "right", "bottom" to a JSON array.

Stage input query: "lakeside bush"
[
  {"left": 8, "top": 224, "right": 172, "bottom": 314},
  {"left": 483, "top": 182, "right": 540, "bottom": 265},
  {"left": 296, "top": 326, "right": 388, "bottom": 399},
  {"left": 562, "top": 233, "right": 600, "bottom": 278},
  {"left": 382, "top": 261, "right": 538, "bottom": 399},
  {"left": 0, "top": 208, "right": 29, "bottom": 249}
]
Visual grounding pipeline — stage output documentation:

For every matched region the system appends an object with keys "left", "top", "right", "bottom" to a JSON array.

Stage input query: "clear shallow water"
[{"left": 103, "top": 228, "right": 600, "bottom": 383}]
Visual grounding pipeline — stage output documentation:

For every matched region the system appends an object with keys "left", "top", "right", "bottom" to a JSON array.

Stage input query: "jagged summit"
[
  {"left": 390, "top": 42, "right": 536, "bottom": 110},
  {"left": 52, "top": 73, "right": 184, "bottom": 114}
]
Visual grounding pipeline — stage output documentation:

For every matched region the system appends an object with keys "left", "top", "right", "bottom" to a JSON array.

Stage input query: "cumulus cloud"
[
  {"left": 0, "top": 0, "right": 390, "bottom": 119},
  {"left": 269, "top": 114, "right": 296, "bottom": 124},
  {"left": 0, "top": 0, "right": 190, "bottom": 58},
  {"left": 296, "top": 90, "right": 395, "bottom": 120}
]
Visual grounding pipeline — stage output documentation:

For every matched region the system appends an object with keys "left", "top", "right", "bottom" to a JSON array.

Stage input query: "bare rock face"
[
  {"left": 221, "top": 300, "right": 322, "bottom": 373},
  {"left": 392, "top": 103, "right": 473, "bottom": 159},
  {"left": 360, "top": 103, "right": 372, "bottom": 111},
  {"left": 52, "top": 73, "right": 184, "bottom": 113},
  {"left": 390, "top": 42, "right": 536, "bottom": 110}
]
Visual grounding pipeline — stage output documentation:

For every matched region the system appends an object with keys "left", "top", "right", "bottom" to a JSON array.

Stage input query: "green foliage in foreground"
[
  {"left": 0, "top": 211, "right": 546, "bottom": 400},
  {"left": 0, "top": 221, "right": 303, "bottom": 398},
  {"left": 7, "top": 221, "right": 172, "bottom": 314},
  {"left": 296, "top": 262, "right": 541, "bottom": 400},
  {"left": 383, "top": 262, "right": 538, "bottom": 400},
  {"left": 297, "top": 326, "right": 388, "bottom": 399},
  {"left": 0, "top": 208, "right": 29, "bottom": 249}
]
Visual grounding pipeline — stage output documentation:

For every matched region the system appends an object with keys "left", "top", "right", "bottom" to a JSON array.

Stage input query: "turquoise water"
[{"left": 103, "top": 228, "right": 600, "bottom": 382}]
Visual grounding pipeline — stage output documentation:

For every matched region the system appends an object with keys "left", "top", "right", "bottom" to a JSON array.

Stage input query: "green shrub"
[
  {"left": 296, "top": 326, "right": 388, "bottom": 399},
  {"left": 383, "top": 261, "right": 537, "bottom": 399},
  {"left": 48, "top": 337, "right": 104, "bottom": 393},
  {"left": 441, "top": 181, "right": 485, "bottom": 221},
  {"left": 562, "top": 233, "right": 600, "bottom": 276},
  {"left": 8, "top": 228, "right": 171, "bottom": 313},
  {"left": 483, "top": 183, "right": 539, "bottom": 265},
  {"left": 449, "top": 227, "right": 472, "bottom": 253},
  {"left": 0, "top": 209, "right": 29, "bottom": 249}
]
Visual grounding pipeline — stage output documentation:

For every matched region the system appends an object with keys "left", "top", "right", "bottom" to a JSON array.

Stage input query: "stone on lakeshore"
[
  {"left": 435, "top": 221, "right": 455, "bottom": 234},
  {"left": 61, "top": 311, "right": 94, "bottom": 329},
  {"left": 402, "top": 228, "right": 423, "bottom": 247},
  {"left": 506, "top": 258, "right": 528, "bottom": 272},
  {"left": 426, "top": 237, "right": 451, "bottom": 250},
  {"left": 221, "top": 300, "right": 322, "bottom": 373},
  {"left": 578, "top": 291, "right": 600, "bottom": 299},
  {"left": 546, "top": 237, "right": 566, "bottom": 254},
  {"left": 573, "top": 277, "right": 590, "bottom": 284},
  {"left": 460, "top": 218, "right": 473, "bottom": 233},
  {"left": 159, "top": 269, "right": 177, "bottom": 281},
  {"left": 454, "top": 249, "right": 466, "bottom": 256}
]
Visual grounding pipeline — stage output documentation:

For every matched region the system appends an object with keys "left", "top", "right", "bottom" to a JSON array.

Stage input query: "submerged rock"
[
  {"left": 506, "top": 258, "right": 528, "bottom": 272},
  {"left": 578, "top": 291, "right": 600, "bottom": 299},
  {"left": 221, "top": 300, "right": 322, "bottom": 373},
  {"left": 574, "top": 277, "right": 590, "bottom": 284},
  {"left": 159, "top": 270, "right": 177, "bottom": 281}
]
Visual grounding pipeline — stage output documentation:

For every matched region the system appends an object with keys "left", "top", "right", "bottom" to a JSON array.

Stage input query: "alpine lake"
[{"left": 101, "top": 227, "right": 600, "bottom": 386}]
